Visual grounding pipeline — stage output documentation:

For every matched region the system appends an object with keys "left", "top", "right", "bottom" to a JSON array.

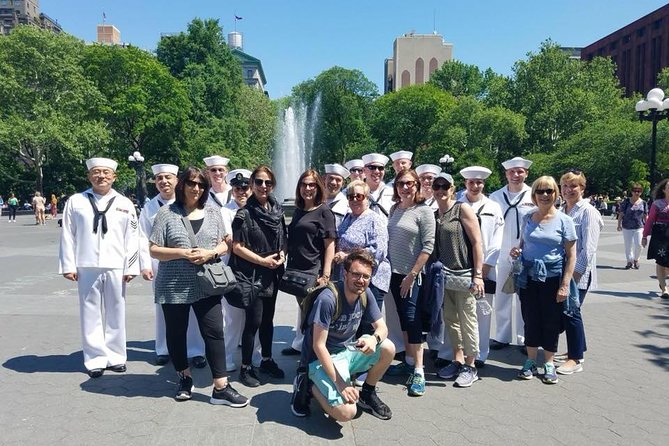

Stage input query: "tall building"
[
  {"left": 582, "top": 4, "right": 669, "bottom": 96},
  {"left": 0, "top": 0, "right": 61, "bottom": 35},
  {"left": 228, "top": 32, "right": 267, "bottom": 94},
  {"left": 96, "top": 24, "right": 121, "bottom": 45},
  {"left": 384, "top": 32, "right": 453, "bottom": 93}
]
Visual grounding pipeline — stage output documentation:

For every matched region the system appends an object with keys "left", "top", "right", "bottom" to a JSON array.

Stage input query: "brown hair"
[
  {"left": 175, "top": 166, "right": 210, "bottom": 209},
  {"left": 653, "top": 178, "right": 669, "bottom": 200},
  {"left": 391, "top": 169, "right": 426, "bottom": 204},
  {"left": 294, "top": 169, "right": 326, "bottom": 209}
]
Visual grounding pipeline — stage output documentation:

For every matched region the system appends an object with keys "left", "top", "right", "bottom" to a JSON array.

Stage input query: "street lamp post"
[
  {"left": 439, "top": 154, "right": 455, "bottom": 173},
  {"left": 128, "top": 151, "right": 147, "bottom": 209},
  {"left": 635, "top": 88, "right": 669, "bottom": 189}
]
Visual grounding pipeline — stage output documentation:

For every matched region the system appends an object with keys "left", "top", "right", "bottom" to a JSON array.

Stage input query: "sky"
[{"left": 41, "top": 0, "right": 669, "bottom": 99}]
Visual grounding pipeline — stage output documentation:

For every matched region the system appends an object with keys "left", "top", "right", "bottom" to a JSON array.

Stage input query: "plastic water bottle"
[{"left": 477, "top": 299, "right": 493, "bottom": 316}]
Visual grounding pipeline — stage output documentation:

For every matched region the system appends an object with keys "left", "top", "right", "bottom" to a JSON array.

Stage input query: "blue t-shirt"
[
  {"left": 521, "top": 211, "right": 577, "bottom": 277},
  {"left": 302, "top": 285, "right": 382, "bottom": 365}
]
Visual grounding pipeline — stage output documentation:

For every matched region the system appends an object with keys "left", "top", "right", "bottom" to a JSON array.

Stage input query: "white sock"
[
  {"left": 405, "top": 356, "right": 415, "bottom": 366},
  {"left": 414, "top": 367, "right": 424, "bottom": 377}
]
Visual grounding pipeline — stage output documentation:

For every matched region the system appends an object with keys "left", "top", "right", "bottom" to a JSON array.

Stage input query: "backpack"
[{"left": 300, "top": 281, "right": 368, "bottom": 333}]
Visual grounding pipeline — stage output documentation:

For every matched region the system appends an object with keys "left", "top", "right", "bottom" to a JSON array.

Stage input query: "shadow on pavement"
[
  {"left": 250, "top": 389, "right": 345, "bottom": 440},
  {"left": 634, "top": 304, "right": 669, "bottom": 371},
  {"left": 590, "top": 289, "right": 657, "bottom": 300},
  {"left": 3, "top": 351, "right": 83, "bottom": 373}
]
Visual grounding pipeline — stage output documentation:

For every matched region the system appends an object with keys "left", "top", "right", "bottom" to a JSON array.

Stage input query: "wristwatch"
[{"left": 373, "top": 333, "right": 382, "bottom": 345}]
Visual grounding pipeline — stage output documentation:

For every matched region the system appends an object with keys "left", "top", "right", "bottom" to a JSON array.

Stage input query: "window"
[
  {"left": 637, "top": 28, "right": 645, "bottom": 38},
  {"left": 623, "top": 34, "right": 631, "bottom": 44},
  {"left": 415, "top": 58, "right": 424, "bottom": 85}
]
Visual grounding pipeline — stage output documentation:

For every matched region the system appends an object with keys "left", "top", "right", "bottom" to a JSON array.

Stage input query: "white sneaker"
[{"left": 556, "top": 360, "right": 583, "bottom": 375}]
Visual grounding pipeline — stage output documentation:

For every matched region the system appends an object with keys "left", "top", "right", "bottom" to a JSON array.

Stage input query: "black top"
[{"left": 287, "top": 205, "right": 337, "bottom": 273}]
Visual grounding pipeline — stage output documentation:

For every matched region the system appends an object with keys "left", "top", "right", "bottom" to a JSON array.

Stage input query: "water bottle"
[{"left": 477, "top": 299, "right": 493, "bottom": 316}]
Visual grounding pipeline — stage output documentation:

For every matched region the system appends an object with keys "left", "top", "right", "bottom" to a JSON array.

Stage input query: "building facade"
[
  {"left": 228, "top": 32, "right": 267, "bottom": 94},
  {"left": 97, "top": 24, "right": 121, "bottom": 45},
  {"left": 384, "top": 32, "right": 453, "bottom": 93},
  {"left": 581, "top": 4, "right": 669, "bottom": 96},
  {"left": 0, "top": 0, "right": 61, "bottom": 35}
]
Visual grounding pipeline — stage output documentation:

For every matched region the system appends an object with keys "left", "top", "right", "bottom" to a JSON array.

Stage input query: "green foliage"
[{"left": 429, "top": 60, "right": 486, "bottom": 98}]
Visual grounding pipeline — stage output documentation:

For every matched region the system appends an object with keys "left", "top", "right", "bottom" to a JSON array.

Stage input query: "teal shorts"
[{"left": 308, "top": 343, "right": 381, "bottom": 407}]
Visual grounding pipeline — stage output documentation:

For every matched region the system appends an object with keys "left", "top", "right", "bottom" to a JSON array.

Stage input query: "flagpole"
[{"left": 102, "top": 11, "right": 106, "bottom": 25}]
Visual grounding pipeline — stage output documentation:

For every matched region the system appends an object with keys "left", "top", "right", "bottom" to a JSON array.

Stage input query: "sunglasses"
[
  {"left": 565, "top": 168, "right": 582, "bottom": 175},
  {"left": 185, "top": 179, "right": 205, "bottom": 188},
  {"left": 234, "top": 185, "right": 250, "bottom": 192},
  {"left": 432, "top": 183, "right": 451, "bottom": 191},
  {"left": 535, "top": 188, "right": 554, "bottom": 195},
  {"left": 396, "top": 180, "right": 416, "bottom": 188},
  {"left": 300, "top": 182, "right": 318, "bottom": 189},
  {"left": 349, "top": 168, "right": 363, "bottom": 173},
  {"left": 253, "top": 179, "right": 274, "bottom": 187},
  {"left": 365, "top": 165, "right": 385, "bottom": 172},
  {"left": 347, "top": 193, "right": 366, "bottom": 201},
  {"left": 209, "top": 168, "right": 226, "bottom": 173}
]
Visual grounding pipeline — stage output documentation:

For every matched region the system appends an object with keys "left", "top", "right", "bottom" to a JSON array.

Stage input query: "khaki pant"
[{"left": 443, "top": 289, "right": 479, "bottom": 357}]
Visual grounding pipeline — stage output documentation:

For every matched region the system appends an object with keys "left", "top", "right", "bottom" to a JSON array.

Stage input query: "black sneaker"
[
  {"left": 239, "top": 366, "right": 260, "bottom": 387},
  {"left": 210, "top": 383, "right": 249, "bottom": 407},
  {"left": 290, "top": 369, "right": 311, "bottom": 417},
  {"left": 191, "top": 356, "right": 207, "bottom": 369},
  {"left": 358, "top": 389, "right": 392, "bottom": 420},
  {"left": 175, "top": 375, "right": 193, "bottom": 401},
  {"left": 155, "top": 355, "right": 170, "bottom": 366},
  {"left": 259, "top": 358, "right": 285, "bottom": 379}
]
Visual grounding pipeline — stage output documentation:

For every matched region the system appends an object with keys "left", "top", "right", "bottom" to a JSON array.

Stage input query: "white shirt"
[
  {"left": 369, "top": 182, "right": 394, "bottom": 223},
  {"left": 489, "top": 184, "right": 536, "bottom": 253},
  {"left": 207, "top": 188, "right": 232, "bottom": 208},
  {"left": 59, "top": 188, "right": 139, "bottom": 274},
  {"left": 138, "top": 195, "right": 175, "bottom": 271},
  {"left": 326, "top": 192, "right": 350, "bottom": 227},
  {"left": 458, "top": 194, "right": 505, "bottom": 279},
  {"left": 220, "top": 201, "right": 241, "bottom": 264}
]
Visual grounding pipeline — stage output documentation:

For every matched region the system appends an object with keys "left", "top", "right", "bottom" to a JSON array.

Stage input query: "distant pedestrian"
[
  {"left": 50, "top": 194, "right": 58, "bottom": 218},
  {"left": 0, "top": 195, "right": 4, "bottom": 218},
  {"left": 32, "top": 191, "right": 46, "bottom": 225},
  {"left": 617, "top": 184, "right": 647, "bottom": 269},
  {"left": 7, "top": 193, "right": 18, "bottom": 222},
  {"left": 642, "top": 178, "right": 669, "bottom": 299}
]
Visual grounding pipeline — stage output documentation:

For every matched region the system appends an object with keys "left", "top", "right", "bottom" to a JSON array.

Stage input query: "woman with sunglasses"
[
  {"left": 385, "top": 169, "right": 435, "bottom": 396},
  {"left": 150, "top": 167, "right": 248, "bottom": 406},
  {"left": 642, "top": 178, "right": 669, "bottom": 299},
  {"left": 230, "top": 165, "right": 288, "bottom": 387},
  {"left": 618, "top": 184, "right": 648, "bottom": 270},
  {"left": 556, "top": 170, "right": 603, "bottom": 375},
  {"left": 282, "top": 169, "right": 337, "bottom": 356},
  {"left": 511, "top": 176, "right": 577, "bottom": 384}
]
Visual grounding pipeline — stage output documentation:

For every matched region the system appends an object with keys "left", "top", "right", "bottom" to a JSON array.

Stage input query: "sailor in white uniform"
[
  {"left": 416, "top": 164, "right": 442, "bottom": 210},
  {"left": 59, "top": 157, "right": 139, "bottom": 378},
  {"left": 389, "top": 150, "right": 413, "bottom": 178},
  {"left": 139, "top": 164, "right": 206, "bottom": 367},
  {"left": 489, "top": 157, "right": 536, "bottom": 350},
  {"left": 323, "top": 163, "right": 350, "bottom": 227},
  {"left": 456, "top": 166, "right": 504, "bottom": 365},
  {"left": 344, "top": 159, "right": 365, "bottom": 183},
  {"left": 204, "top": 155, "right": 232, "bottom": 207},
  {"left": 219, "top": 169, "right": 261, "bottom": 370},
  {"left": 361, "top": 153, "right": 394, "bottom": 222}
]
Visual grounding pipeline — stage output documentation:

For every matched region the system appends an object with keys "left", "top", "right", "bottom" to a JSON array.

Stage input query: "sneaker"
[
  {"left": 210, "top": 383, "right": 249, "bottom": 407},
  {"left": 239, "top": 366, "right": 260, "bottom": 387},
  {"left": 354, "top": 372, "right": 368, "bottom": 387},
  {"left": 175, "top": 374, "right": 193, "bottom": 401},
  {"left": 437, "top": 361, "right": 462, "bottom": 379},
  {"left": 625, "top": 262, "right": 633, "bottom": 269},
  {"left": 290, "top": 369, "right": 311, "bottom": 417},
  {"left": 517, "top": 359, "right": 538, "bottom": 380},
  {"left": 542, "top": 362, "right": 559, "bottom": 384},
  {"left": 155, "top": 355, "right": 170, "bottom": 366},
  {"left": 489, "top": 339, "right": 510, "bottom": 350},
  {"left": 191, "top": 355, "right": 207, "bottom": 369},
  {"left": 455, "top": 365, "right": 478, "bottom": 388},
  {"left": 385, "top": 361, "right": 413, "bottom": 377},
  {"left": 557, "top": 360, "right": 583, "bottom": 375},
  {"left": 633, "top": 260, "right": 640, "bottom": 269},
  {"left": 358, "top": 389, "right": 392, "bottom": 420},
  {"left": 407, "top": 373, "right": 426, "bottom": 396},
  {"left": 281, "top": 347, "right": 301, "bottom": 356},
  {"left": 259, "top": 358, "right": 285, "bottom": 379}
]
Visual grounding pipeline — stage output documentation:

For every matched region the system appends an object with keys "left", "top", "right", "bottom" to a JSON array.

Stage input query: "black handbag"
[
  {"left": 225, "top": 269, "right": 261, "bottom": 309},
  {"left": 279, "top": 268, "right": 319, "bottom": 300},
  {"left": 181, "top": 216, "right": 237, "bottom": 296}
]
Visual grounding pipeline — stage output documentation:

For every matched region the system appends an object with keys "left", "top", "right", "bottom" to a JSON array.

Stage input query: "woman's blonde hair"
[{"left": 530, "top": 176, "right": 559, "bottom": 206}]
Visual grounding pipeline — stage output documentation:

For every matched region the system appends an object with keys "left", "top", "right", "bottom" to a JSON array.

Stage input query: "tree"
[
  {"left": 0, "top": 26, "right": 109, "bottom": 195},
  {"left": 429, "top": 60, "right": 486, "bottom": 98}
]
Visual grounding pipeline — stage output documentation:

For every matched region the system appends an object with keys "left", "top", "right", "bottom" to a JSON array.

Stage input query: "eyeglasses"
[
  {"left": 432, "top": 183, "right": 451, "bottom": 191},
  {"left": 365, "top": 165, "right": 385, "bottom": 172},
  {"left": 349, "top": 168, "right": 363, "bottom": 173},
  {"left": 535, "top": 188, "right": 554, "bottom": 195},
  {"left": 253, "top": 179, "right": 274, "bottom": 187},
  {"left": 90, "top": 169, "right": 114, "bottom": 178},
  {"left": 300, "top": 182, "right": 318, "bottom": 189},
  {"left": 346, "top": 270, "right": 371, "bottom": 281},
  {"left": 209, "top": 168, "right": 226, "bottom": 173},
  {"left": 234, "top": 185, "right": 250, "bottom": 192},
  {"left": 185, "top": 179, "right": 205, "bottom": 189},
  {"left": 347, "top": 193, "right": 366, "bottom": 201},
  {"left": 396, "top": 180, "right": 416, "bottom": 188}
]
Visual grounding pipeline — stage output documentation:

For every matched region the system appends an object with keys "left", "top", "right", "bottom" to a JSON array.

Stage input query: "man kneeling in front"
[{"left": 292, "top": 249, "right": 395, "bottom": 421}]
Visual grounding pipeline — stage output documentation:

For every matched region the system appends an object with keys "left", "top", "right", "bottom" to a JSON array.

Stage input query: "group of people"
[
  {"left": 0, "top": 192, "right": 58, "bottom": 223},
  {"left": 59, "top": 149, "right": 630, "bottom": 423}
]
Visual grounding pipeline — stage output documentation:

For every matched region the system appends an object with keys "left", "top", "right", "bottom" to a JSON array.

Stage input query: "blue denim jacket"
[{"left": 516, "top": 257, "right": 580, "bottom": 314}]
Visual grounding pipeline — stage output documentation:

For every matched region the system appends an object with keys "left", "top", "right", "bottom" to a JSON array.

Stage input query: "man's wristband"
[{"left": 373, "top": 333, "right": 382, "bottom": 345}]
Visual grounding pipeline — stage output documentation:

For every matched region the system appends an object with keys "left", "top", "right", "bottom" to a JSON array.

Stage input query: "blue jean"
[
  {"left": 564, "top": 288, "right": 588, "bottom": 360},
  {"left": 390, "top": 273, "right": 422, "bottom": 344},
  {"left": 355, "top": 284, "right": 385, "bottom": 338}
]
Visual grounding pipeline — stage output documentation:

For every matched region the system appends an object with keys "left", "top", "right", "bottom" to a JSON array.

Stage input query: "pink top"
[{"left": 643, "top": 199, "right": 669, "bottom": 237}]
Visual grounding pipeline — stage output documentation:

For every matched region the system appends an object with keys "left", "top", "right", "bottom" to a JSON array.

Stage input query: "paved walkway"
[{"left": 0, "top": 214, "right": 667, "bottom": 445}]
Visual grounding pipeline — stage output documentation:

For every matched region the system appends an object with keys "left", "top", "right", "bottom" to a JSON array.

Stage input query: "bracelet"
[
  {"left": 409, "top": 271, "right": 418, "bottom": 278},
  {"left": 322, "top": 274, "right": 330, "bottom": 280}
]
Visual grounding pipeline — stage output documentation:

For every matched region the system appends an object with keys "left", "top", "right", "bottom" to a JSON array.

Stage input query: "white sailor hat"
[
  {"left": 415, "top": 164, "right": 442, "bottom": 177},
  {"left": 389, "top": 150, "right": 413, "bottom": 162},
  {"left": 344, "top": 159, "right": 364, "bottom": 171},
  {"left": 460, "top": 166, "right": 492, "bottom": 180},
  {"left": 226, "top": 169, "right": 252, "bottom": 186},
  {"left": 501, "top": 156, "right": 532, "bottom": 170},
  {"left": 151, "top": 164, "right": 179, "bottom": 176},
  {"left": 203, "top": 155, "right": 230, "bottom": 167},
  {"left": 362, "top": 153, "right": 389, "bottom": 166},
  {"left": 434, "top": 172, "right": 454, "bottom": 185},
  {"left": 86, "top": 157, "right": 118, "bottom": 171},
  {"left": 324, "top": 163, "right": 350, "bottom": 179}
]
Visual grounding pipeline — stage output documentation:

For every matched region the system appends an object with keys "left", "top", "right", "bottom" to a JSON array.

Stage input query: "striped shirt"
[
  {"left": 562, "top": 199, "right": 603, "bottom": 290},
  {"left": 387, "top": 203, "right": 435, "bottom": 275}
]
